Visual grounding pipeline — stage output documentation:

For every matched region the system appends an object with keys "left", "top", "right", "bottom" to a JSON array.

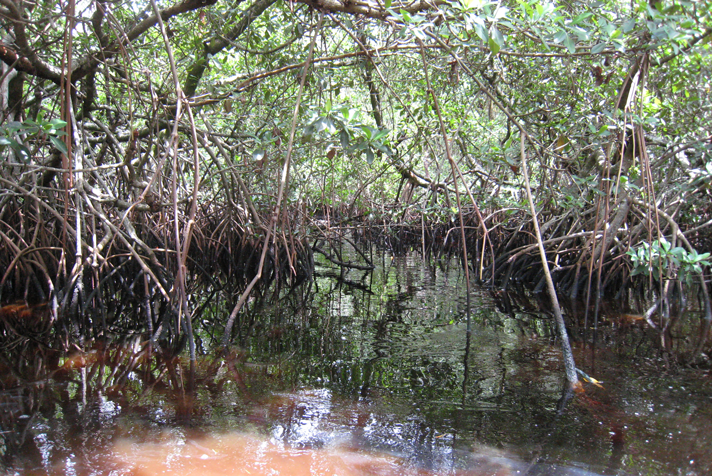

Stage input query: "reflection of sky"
[
  {"left": 264, "top": 388, "right": 466, "bottom": 473},
  {"left": 333, "top": 293, "right": 354, "bottom": 319},
  {"left": 270, "top": 389, "right": 347, "bottom": 449},
  {"left": 34, "top": 430, "right": 53, "bottom": 470},
  {"left": 99, "top": 395, "right": 120, "bottom": 419},
  {"left": 262, "top": 388, "right": 613, "bottom": 475}
]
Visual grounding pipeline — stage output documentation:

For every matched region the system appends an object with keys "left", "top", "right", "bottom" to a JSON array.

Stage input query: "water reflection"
[
  {"left": 108, "top": 388, "right": 604, "bottom": 476},
  {"left": 1, "top": 250, "right": 711, "bottom": 475}
]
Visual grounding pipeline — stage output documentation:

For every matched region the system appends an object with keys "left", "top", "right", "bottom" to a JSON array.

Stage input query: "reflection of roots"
[{"left": 0, "top": 302, "right": 54, "bottom": 341}]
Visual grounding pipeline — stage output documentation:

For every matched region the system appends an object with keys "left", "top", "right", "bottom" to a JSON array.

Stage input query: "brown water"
[{"left": 2, "top": 250, "right": 712, "bottom": 475}]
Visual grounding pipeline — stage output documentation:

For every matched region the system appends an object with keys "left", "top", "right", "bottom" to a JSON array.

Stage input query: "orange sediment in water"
[
  {"left": 112, "top": 432, "right": 519, "bottom": 476},
  {"left": 113, "top": 433, "right": 432, "bottom": 476}
]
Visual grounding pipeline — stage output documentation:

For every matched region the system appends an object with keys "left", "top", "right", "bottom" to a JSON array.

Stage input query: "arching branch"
[{"left": 183, "top": 0, "right": 277, "bottom": 97}]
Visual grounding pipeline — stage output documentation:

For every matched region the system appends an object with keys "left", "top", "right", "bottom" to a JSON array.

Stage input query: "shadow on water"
[{"left": 1, "top": 248, "right": 712, "bottom": 475}]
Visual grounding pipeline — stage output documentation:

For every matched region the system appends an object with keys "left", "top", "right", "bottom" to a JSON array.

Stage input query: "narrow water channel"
[{"left": 2, "top": 248, "right": 711, "bottom": 475}]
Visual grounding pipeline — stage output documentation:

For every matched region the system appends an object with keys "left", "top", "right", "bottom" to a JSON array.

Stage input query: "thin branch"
[
  {"left": 519, "top": 132, "right": 579, "bottom": 389},
  {"left": 0, "top": 0, "right": 63, "bottom": 81},
  {"left": 72, "top": 0, "right": 220, "bottom": 80},
  {"left": 296, "top": 0, "right": 444, "bottom": 20}
]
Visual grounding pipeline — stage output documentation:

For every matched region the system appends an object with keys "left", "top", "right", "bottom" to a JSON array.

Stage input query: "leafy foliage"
[
  {"left": 0, "top": 0, "right": 710, "bottom": 304},
  {"left": 628, "top": 238, "right": 711, "bottom": 286}
]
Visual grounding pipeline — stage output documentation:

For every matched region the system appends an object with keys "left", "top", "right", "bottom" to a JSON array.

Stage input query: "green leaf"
[
  {"left": 5, "top": 121, "right": 23, "bottom": 133},
  {"left": 473, "top": 22, "right": 488, "bottom": 42},
  {"left": 373, "top": 142, "right": 393, "bottom": 156},
  {"left": 491, "top": 26, "right": 504, "bottom": 45},
  {"left": 8, "top": 139, "right": 31, "bottom": 163},
  {"left": 314, "top": 117, "right": 328, "bottom": 133},
  {"left": 50, "top": 135, "right": 68, "bottom": 155},
  {"left": 591, "top": 43, "right": 606, "bottom": 54},
  {"left": 554, "top": 29, "right": 568, "bottom": 44},
  {"left": 671, "top": 247, "right": 686, "bottom": 257},
  {"left": 622, "top": 19, "right": 636, "bottom": 33},
  {"left": 339, "top": 130, "right": 350, "bottom": 149},
  {"left": 492, "top": 5, "right": 508, "bottom": 20},
  {"left": 50, "top": 118, "right": 68, "bottom": 128},
  {"left": 488, "top": 26, "right": 503, "bottom": 53},
  {"left": 412, "top": 27, "right": 426, "bottom": 40},
  {"left": 460, "top": 0, "right": 478, "bottom": 10},
  {"left": 564, "top": 36, "right": 576, "bottom": 53},
  {"left": 659, "top": 238, "right": 671, "bottom": 252},
  {"left": 373, "top": 129, "right": 389, "bottom": 141},
  {"left": 365, "top": 149, "right": 374, "bottom": 164},
  {"left": 384, "top": 0, "right": 391, "bottom": 8},
  {"left": 571, "top": 26, "right": 592, "bottom": 41},
  {"left": 572, "top": 12, "right": 592, "bottom": 25}
]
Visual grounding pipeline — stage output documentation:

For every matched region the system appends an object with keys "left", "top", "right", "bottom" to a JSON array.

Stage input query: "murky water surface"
[{"left": 2, "top": 249, "right": 712, "bottom": 475}]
